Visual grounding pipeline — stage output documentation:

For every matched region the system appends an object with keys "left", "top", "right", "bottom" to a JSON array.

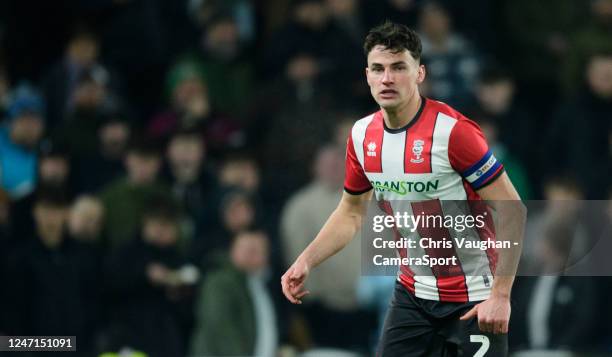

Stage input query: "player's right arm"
[
  {"left": 282, "top": 127, "right": 373, "bottom": 304},
  {"left": 281, "top": 189, "right": 372, "bottom": 304}
]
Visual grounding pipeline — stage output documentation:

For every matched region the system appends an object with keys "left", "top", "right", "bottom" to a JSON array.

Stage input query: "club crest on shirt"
[
  {"left": 410, "top": 139, "right": 425, "bottom": 163},
  {"left": 367, "top": 141, "right": 377, "bottom": 157}
]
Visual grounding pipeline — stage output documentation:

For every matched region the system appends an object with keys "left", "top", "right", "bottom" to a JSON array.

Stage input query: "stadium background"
[{"left": 0, "top": 0, "right": 610, "bottom": 356}]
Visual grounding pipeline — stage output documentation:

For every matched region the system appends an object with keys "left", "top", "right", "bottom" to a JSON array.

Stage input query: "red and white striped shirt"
[{"left": 345, "top": 97, "right": 504, "bottom": 302}]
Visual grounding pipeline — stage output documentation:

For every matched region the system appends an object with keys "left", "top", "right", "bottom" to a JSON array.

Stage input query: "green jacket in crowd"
[{"left": 189, "top": 256, "right": 256, "bottom": 356}]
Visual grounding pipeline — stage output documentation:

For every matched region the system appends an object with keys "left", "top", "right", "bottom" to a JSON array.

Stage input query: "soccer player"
[{"left": 281, "top": 21, "right": 526, "bottom": 356}]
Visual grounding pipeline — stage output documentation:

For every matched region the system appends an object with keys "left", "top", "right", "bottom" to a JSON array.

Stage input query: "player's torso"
[
  {"left": 351, "top": 99, "right": 471, "bottom": 203},
  {"left": 352, "top": 99, "right": 495, "bottom": 303}
]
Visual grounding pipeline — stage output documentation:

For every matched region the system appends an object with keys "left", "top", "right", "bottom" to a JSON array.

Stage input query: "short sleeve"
[
  {"left": 448, "top": 119, "right": 504, "bottom": 190},
  {"left": 344, "top": 134, "right": 372, "bottom": 195}
]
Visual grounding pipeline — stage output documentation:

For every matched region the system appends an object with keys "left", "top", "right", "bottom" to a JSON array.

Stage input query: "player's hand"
[
  {"left": 281, "top": 259, "right": 311, "bottom": 304},
  {"left": 459, "top": 295, "right": 511, "bottom": 334}
]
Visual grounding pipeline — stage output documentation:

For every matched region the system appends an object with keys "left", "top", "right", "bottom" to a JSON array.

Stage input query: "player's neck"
[{"left": 382, "top": 94, "right": 422, "bottom": 130}]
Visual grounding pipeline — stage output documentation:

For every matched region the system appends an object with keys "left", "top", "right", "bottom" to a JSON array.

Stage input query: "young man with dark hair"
[
  {"left": 99, "top": 138, "right": 171, "bottom": 249},
  {"left": 105, "top": 194, "right": 196, "bottom": 357},
  {"left": 5, "top": 188, "right": 101, "bottom": 355},
  {"left": 165, "top": 128, "right": 219, "bottom": 240},
  {"left": 281, "top": 21, "right": 525, "bottom": 356}
]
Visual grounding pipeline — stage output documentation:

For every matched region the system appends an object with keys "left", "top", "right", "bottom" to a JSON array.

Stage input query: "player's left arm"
[
  {"left": 461, "top": 172, "right": 527, "bottom": 334},
  {"left": 477, "top": 172, "right": 526, "bottom": 296},
  {"left": 448, "top": 118, "right": 527, "bottom": 334}
]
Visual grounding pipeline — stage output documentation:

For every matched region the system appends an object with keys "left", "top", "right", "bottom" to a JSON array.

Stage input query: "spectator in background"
[
  {"left": 262, "top": 0, "right": 330, "bottom": 76},
  {"left": 269, "top": 0, "right": 366, "bottom": 104},
  {"left": 249, "top": 51, "right": 337, "bottom": 205},
  {"left": 356, "top": 275, "right": 396, "bottom": 354},
  {"left": 0, "top": 83, "right": 45, "bottom": 198},
  {"left": 598, "top": 199, "right": 612, "bottom": 352},
  {"left": 5, "top": 189, "right": 101, "bottom": 356},
  {"left": 41, "top": 28, "right": 122, "bottom": 128},
  {"left": 324, "top": 0, "right": 369, "bottom": 100},
  {"left": 363, "top": 0, "right": 420, "bottom": 30},
  {"left": 181, "top": 13, "right": 255, "bottom": 118},
  {"left": 148, "top": 60, "right": 242, "bottom": 157},
  {"left": 471, "top": 114, "right": 532, "bottom": 199},
  {"left": 564, "top": 0, "right": 612, "bottom": 94},
  {"left": 510, "top": 254, "right": 600, "bottom": 354},
  {"left": 522, "top": 177, "right": 586, "bottom": 268},
  {"left": 0, "top": 189, "right": 10, "bottom": 335},
  {"left": 37, "top": 144, "right": 72, "bottom": 190},
  {"left": 99, "top": 139, "right": 170, "bottom": 249},
  {"left": 0, "top": 64, "right": 10, "bottom": 119},
  {"left": 418, "top": 1, "right": 481, "bottom": 108},
  {"left": 148, "top": 61, "right": 209, "bottom": 140},
  {"left": 546, "top": 51, "right": 612, "bottom": 199},
  {"left": 434, "top": 0, "right": 498, "bottom": 54},
  {"left": 333, "top": 115, "right": 357, "bottom": 147},
  {"left": 68, "top": 195, "right": 105, "bottom": 244},
  {"left": 218, "top": 152, "right": 261, "bottom": 194},
  {"left": 165, "top": 128, "right": 218, "bottom": 244},
  {"left": 325, "top": 0, "right": 365, "bottom": 44},
  {"left": 502, "top": 0, "right": 588, "bottom": 114},
  {"left": 281, "top": 145, "right": 371, "bottom": 352},
  {"left": 194, "top": 190, "right": 257, "bottom": 268},
  {"left": 262, "top": 0, "right": 358, "bottom": 85},
  {"left": 158, "top": 0, "right": 201, "bottom": 60},
  {"left": 10, "top": 144, "right": 72, "bottom": 243},
  {"left": 190, "top": 230, "right": 279, "bottom": 357},
  {"left": 217, "top": 152, "right": 282, "bottom": 264},
  {"left": 469, "top": 65, "right": 534, "bottom": 167},
  {"left": 217, "top": 151, "right": 261, "bottom": 201},
  {"left": 510, "top": 177, "right": 602, "bottom": 354},
  {"left": 73, "top": 112, "right": 130, "bottom": 194},
  {"left": 0, "top": 189, "right": 11, "bottom": 245},
  {"left": 66, "top": 195, "right": 106, "bottom": 351},
  {"left": 104, "top": 196, "right": 197, "bottom": 357},
  {"left": 216, "top": 152, "right": 263, "bottom": 222},
  {"left": 52, "top": 68, "right": 119, "bottom": 160},
  {"left": 188, "top": 0, "right": 257, "bottom": 46},
  {"left": 92, "top": 0, "right": 168, "bottom": 121}
]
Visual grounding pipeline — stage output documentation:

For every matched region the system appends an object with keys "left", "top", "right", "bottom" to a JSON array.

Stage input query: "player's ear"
[{"left": 416, "top": 64, "right": 426, "bottom": 84}]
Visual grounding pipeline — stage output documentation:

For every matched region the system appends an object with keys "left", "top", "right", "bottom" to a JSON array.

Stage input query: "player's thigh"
[
  {"left": 377, "top": 311, "right": 442, "bottom": 356},
  {"left": 377, "top": 284, "right": 441, "bottom": 356}
]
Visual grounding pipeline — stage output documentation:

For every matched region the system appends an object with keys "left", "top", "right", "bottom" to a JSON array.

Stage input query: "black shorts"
[{"left": 377, "top": 282, "right": 508, "bottom": 357}]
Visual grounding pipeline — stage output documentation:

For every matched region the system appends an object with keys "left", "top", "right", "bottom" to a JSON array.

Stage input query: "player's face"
[{"left": 366, "top": 45, "right": 425, "bottom": 110}]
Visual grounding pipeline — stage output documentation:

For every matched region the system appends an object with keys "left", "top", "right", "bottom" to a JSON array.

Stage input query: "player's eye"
[{"left": 371, "top": 66, "right": 384, "bottom": 73}]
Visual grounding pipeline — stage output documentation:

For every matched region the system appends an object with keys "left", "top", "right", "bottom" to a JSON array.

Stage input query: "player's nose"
[{"left": 381, "top": 68, "right": 394, "bottom": 84}]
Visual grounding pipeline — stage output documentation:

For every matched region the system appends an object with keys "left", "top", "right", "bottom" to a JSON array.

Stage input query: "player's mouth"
[{"left": 379, "top": 89, "right": 398, "bottom": 99}]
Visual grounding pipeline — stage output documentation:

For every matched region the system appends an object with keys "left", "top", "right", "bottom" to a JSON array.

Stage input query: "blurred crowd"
[{"left": 0, "top": 0, "right": 610, "bottom": 356}]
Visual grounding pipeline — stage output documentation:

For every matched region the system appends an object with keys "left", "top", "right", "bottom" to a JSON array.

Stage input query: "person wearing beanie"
[{"left": 0, "top": 83, "right": 45, "bottom": 198}]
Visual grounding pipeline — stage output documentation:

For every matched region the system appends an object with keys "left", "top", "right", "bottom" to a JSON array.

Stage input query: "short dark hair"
[
  {"left": 478, "top": 64, "right": 513, "bottom": 85},
  {"left": 363, "top": 21, "right": 422, "bottom": 60},
  {"left": 35, "top": 187, "right": 70, "bottom": 208},
  {"left": 231, "top": 228, "right": 268, "bottom": 244},
  {"left": 38, "top": 141, "right": 70, "bottom": 161},
  {"left": 543, "top": 175, "right": 582, "bottom": 194},
  {"left": 169, "top": 127, "right": 204, "bottom": 144},
  {"left": 100, "top": 109, "right": 130, "bottom": 127},
  {"left": 127, "top": 137, "right": 161, "bottom": 158},
  {"left": 221, "top": 149, "right": 257, "bottom": 166},
  {"left": 142, "top": 194, "right": 181, "bottom": 223}
]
